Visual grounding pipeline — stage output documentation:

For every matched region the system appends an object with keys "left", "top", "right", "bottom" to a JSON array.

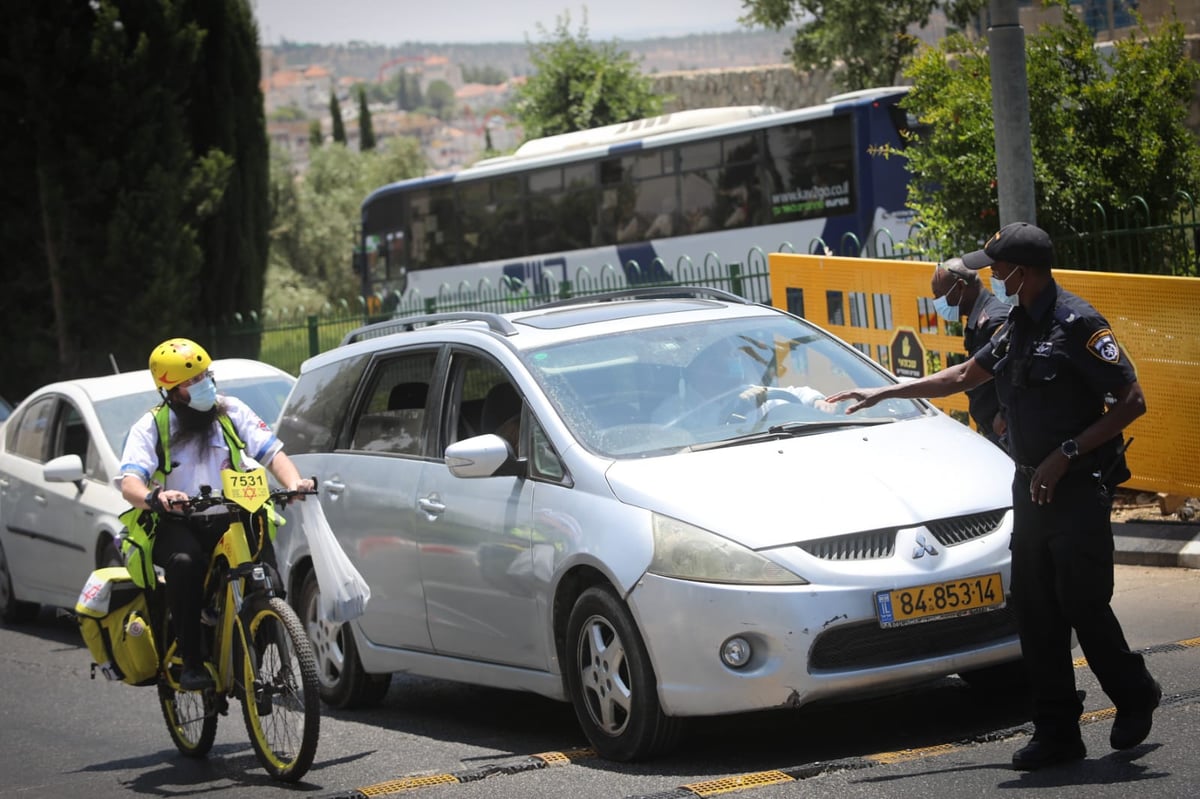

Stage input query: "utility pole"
[{"left": 987, "top": 0, "right": 1037, "bottom": 226}]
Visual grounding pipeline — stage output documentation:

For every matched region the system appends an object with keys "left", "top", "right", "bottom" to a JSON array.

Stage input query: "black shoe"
[
  {"left": 1012, "top": 736, "right": 1086, "bottom": 771},
  {"left": 1110, "top": 679, "right": 1162, "bottom": 750},
  {"left": 180, "top": 664, "right": 214, "bottom": 691}
]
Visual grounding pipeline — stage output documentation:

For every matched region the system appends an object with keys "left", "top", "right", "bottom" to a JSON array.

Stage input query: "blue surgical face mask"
[
  {"left": 186, "top": 376, "right": 217, "bottom": 412},
  {"left": 991, "top": 268, "right": 1024, "bottom": 306},
  {"left": 932, "top": 294, "right": 959, "bottom": 322}
]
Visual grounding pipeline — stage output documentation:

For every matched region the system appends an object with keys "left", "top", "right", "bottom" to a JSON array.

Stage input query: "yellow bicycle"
[{"left": 155, "top": 471, "right": 320, "bottom": 782}]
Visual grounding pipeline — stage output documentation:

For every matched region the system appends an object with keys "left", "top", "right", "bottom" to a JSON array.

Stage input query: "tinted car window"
[
  {"left": 347, "top": 351, "right": 437, "bottom": 456},
  {"left": 277, "top": 353, "right": 370, "bottom": 454},
  {"left": 8, "top": 396, "right": 57, "bottom": 461}
]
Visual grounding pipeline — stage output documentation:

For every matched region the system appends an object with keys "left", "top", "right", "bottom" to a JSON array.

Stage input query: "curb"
[{"left": 1113, "top": 520, "right": 1200, "bottom": 569}]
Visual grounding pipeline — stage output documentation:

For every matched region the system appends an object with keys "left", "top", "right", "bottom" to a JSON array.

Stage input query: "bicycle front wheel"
[
  {"left": 237, "top": 596, "right": 320, "bottom": 782},
  {"left": 158, "top": 611, "right": 218, "bottom": 757}
]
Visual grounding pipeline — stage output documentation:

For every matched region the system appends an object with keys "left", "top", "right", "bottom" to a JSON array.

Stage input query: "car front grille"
[
  {"left": 926, "top": 509, "right": 1008, "bottom": 547},
  {"left": 809, "top": 605, "right": 1018, "bottom": 671},
  {"left": 798, "top": 529, "right": 896, "bottom": 560},
  {"left": 796, "top": 509, "right": 1008, "bottom": 561}
]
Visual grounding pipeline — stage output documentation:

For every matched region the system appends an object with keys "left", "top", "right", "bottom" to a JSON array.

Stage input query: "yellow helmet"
[{"left": 149, "top": 338, "right": 212, "bottom": 391}]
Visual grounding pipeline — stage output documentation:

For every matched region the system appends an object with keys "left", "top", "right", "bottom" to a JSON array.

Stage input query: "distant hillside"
[{"left": 266, "top": 29, "right": 795, "bottom": 82}]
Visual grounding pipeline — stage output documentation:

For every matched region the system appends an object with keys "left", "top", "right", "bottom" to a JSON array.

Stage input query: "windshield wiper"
[
  {"left": 686, "top": 417, "right": 896, "bottom": 452},
  {"left": 767, "top": 418, "right": 897, "bottom": 435}
]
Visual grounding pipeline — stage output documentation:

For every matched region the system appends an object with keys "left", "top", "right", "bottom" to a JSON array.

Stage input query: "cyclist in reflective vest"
[{"left": 116, "top": 338, "right": 313, "bottom": 691}]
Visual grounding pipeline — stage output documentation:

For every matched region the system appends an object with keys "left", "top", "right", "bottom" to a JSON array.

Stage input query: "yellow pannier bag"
[{"left": 75, "top": 567, "right": 159, "bottom": 686}]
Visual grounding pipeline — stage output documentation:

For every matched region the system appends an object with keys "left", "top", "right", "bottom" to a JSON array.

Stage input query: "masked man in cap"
[
  {"left": 931, "top": 256, "right": 1010, "bottom": 447},
  {"left": 828, "top": 222, "right": 1160, "bottom": 771}
]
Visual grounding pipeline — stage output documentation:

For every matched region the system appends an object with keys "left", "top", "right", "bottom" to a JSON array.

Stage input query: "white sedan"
[{"left": 0, "top": 359, "right": 294, "bottom": 622}]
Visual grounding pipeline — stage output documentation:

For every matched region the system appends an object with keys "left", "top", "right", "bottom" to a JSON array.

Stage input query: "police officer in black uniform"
[
  {"left": 828, "top": 222, "right": 1161, "bottom": 771},
  {"left": 931, "top": 257, "right": 1010, "bottom": 447}
]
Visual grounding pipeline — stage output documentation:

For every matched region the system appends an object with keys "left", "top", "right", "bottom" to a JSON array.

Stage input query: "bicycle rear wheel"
[{"left": 238, "top": 596, "right": 320, "bottom": 782}]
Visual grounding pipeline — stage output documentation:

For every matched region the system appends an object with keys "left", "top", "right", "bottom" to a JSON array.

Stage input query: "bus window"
[
  {"left": 679, "top": 140, "right": 721, "bottom": 234},
  {"left": 599, "top": 157, "right": 640, "bottom": 245},
  {"left": 408, "top": 186, "right": 460, "bottom": 270},
  {"left": 461, "top": 177, "right": 524, "bottom": 264},
  {"left": 716, "top": 133, "right": 761, "bottom": 229},
  {"left": 765, "top": 116, "right": 856, "bottom": 223}
]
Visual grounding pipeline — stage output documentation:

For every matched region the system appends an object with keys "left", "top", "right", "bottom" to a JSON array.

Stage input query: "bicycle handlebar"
[{"left": 165, "top": 477, "right": 318, "bottom": 515}]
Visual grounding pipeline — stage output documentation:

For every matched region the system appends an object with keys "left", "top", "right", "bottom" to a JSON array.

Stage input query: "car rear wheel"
[
  {"left": 564, "top": 585, "right": 681, "bottom": 761},
  {"left": 0, "top": 540, "right": 39, "bottom": 624},
  {"left": 299, "top": 569, "right": 390, "bottom": 709}
]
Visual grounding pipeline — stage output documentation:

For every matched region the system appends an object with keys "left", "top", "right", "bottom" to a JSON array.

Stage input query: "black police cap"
[{"left": 961, "top": 222, "right": 1054, "bottom": 270}]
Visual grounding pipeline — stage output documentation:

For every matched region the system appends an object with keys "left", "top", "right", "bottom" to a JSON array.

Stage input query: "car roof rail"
[
  {"left": 535, "top": 285, "right": 752, "bottom": 310},
  {"left": 341, "top": 311, "right": 518, "bottom": 345}
]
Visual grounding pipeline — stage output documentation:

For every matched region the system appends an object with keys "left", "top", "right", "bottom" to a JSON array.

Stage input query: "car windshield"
[
  {"left": 525, "top": 315, "right": 926, "bottom": 457},
  {"left": 92, "top": 377, "right": 295, "bottom": 455}
]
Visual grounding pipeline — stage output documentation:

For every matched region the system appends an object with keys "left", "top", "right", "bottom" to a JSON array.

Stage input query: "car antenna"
[{"left": 108, "top": 353, "right": 120, "bottom": 374}]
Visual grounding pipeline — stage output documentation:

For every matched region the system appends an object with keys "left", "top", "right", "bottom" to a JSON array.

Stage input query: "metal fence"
[{"left": 215, "top": 202, "right": 1198, "bottom": 375}]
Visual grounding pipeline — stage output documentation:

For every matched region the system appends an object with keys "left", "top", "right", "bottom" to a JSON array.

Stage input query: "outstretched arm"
[{"left": 826, "top": 358, "right": 993, "bottom": 413}]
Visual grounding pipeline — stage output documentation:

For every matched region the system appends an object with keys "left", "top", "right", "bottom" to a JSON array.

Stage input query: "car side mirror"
[
  {"left": 445, "top": 434, "right": 525, "bottom": 478},
  {"left": 43, "top": 453, "right": 86, "bottom": 490}
]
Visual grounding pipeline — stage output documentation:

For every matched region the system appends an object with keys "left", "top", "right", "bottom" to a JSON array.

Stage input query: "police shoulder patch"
[{"left": 1086, "top": 328, "right": 1121, "bottom": 363}]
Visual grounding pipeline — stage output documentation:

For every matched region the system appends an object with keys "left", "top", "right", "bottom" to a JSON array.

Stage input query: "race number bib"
[{"left": 222, "top": 467, "right": 269, "bottom": 513}]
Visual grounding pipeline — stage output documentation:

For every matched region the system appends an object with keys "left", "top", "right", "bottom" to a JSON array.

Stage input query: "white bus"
[{"left": 359, "top": 86, "right": 918, "bottom": 304}]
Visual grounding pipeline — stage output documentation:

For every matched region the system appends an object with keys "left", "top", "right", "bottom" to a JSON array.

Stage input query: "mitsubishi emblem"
[{"left": 912, "top": 534, "right": 939, "bottom": 559}]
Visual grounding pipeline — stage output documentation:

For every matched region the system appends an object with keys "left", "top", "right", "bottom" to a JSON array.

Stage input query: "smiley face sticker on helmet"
[
  {"left": 149, "top": 338, "right": 212, "bottom": 390},
  {"left": 1087, "top": 329, "right": 1121, "bottom": 363}
]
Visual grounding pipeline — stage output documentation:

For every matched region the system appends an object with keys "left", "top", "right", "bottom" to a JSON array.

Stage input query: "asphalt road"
[{"left": 1, "top": 564, "right": 1197, "bottom": 799}]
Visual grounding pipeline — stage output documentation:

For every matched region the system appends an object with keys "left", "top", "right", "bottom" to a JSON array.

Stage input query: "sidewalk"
[{"left": 1113, "top": 519, "right": 1200, "bottom": 569}]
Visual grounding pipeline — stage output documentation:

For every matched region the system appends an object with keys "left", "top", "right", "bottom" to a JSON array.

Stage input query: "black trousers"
[
  {"left": 1009, "top": 470, "right": 1155, "bottom": 736},
  {"left": 152, "top": 515, "right": 227, "bottom": 666}
]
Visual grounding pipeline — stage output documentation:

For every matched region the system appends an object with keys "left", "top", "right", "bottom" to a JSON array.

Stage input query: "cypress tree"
[
  {"left": 358, "top": 86, "right": 376, "bottom": 151},
  {"left": 179, "top": 0, "right": 270, "bottom": 352},
  {"left": 309, "top": 119, "right": 323, "bottom": 149},
  {"left": 330, "top": 89, "right": 347, "bottom": 145}
]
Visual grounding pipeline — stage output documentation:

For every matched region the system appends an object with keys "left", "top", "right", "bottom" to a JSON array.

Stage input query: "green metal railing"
[{"left": 213, "top": 203, "right": 1199, "bottom": 375}]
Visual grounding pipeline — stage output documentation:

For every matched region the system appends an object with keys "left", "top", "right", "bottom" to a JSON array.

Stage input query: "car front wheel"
[
  {"left": 564, "top": 585, "right": 681, "bottom": 761},
  {"left": 299, "top": 569, "right": 390, "bottom": 709}
]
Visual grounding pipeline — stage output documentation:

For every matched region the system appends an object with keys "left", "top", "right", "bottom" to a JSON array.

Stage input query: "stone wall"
[
  {"left": 653, "top": 35, "right": 1200, "bottom": 137},
  {"left": 651, "top": 64, "right": 840, "bottom": 113}
]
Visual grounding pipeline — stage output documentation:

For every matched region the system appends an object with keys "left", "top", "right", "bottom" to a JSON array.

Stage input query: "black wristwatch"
[{"left": 1060, "top": 439, "right": 1080, "bottom": 460}]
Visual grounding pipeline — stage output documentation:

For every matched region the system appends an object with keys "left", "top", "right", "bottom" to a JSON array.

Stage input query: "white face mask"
[{"left": 186, "top": 376, "right": 218, "bottom": 412}]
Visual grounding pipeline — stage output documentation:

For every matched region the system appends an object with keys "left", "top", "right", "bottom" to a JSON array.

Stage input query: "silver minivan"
[{"left": 275, "top": 288, "right": 1021, "bottom": 761}]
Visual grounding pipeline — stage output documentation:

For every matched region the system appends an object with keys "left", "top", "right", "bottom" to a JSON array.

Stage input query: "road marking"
[{"left": 334, "top": 635, "right": 1199, "bottom": 798}]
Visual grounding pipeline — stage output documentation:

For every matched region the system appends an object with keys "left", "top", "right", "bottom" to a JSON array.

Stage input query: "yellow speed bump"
[
  {"left": 682, "top": 770, "right": 794, "bottom": 796},
  {"left": 357, "top": 773, "right": 459, "bottom": 795}
]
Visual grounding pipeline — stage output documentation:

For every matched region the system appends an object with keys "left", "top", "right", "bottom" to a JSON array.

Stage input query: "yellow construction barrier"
[{"left": 769, "top": 254, "right": 1200, "bottom": 497}]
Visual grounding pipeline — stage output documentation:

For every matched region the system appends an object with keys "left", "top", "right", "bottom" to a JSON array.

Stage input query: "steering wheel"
[{"left": 664, "top": 386, "right": 804, "bottom": 430}]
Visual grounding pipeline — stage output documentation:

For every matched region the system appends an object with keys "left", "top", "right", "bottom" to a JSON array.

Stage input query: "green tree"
[
  {"left": 266, "top": 138, "right": 425, "bottom": 307},
  {"left": 309, "top": 119, "right": 323, "bottom": 149},
  {"left": 426, "top": 79, "right": 456, "bottom": 119},
  {"left": 181, "top": 0, "right": 270, "bottom": 353},
  {"left": 330, "top": 88, "right": 347, "bottom": 144},
  {"left": 515, "top": 11, "right": 662, "bottom": 140},
  {"left": 739, "top": 0, "right": 986, "bottom": 92},
  {"left": 0, "top": 0, "right": 219, "bottom": 396},
  {"left": 358, "top": 86, "right": 376, "bottom": 150},
  {"left": 900, "top": 3, "right": 1200, "bottom": 264}
]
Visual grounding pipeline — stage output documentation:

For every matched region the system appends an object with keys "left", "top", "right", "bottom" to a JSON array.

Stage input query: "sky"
[{"left": 251, "top": 0, "right": 752, "bottom": 45}]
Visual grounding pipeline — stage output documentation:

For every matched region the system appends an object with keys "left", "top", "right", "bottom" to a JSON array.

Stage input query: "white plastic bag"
[{"left": 296, "top": 499, "right": 370, "bottom": 622}]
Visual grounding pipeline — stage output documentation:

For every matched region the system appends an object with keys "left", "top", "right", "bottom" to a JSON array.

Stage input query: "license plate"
[{"left": 874, "top": 572, "right": 1004, "bottom": 628}]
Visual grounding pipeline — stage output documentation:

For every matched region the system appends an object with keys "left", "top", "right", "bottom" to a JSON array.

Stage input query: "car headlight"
[{"left": 649, "top": 514, "right": 808, "bottom": 585}]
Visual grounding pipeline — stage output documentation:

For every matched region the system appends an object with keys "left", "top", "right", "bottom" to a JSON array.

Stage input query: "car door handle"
[
  {"left": 34, "top": 494, "right": 48, "bottom": 505},
  {"left": 323, "top": 478, "right": 346, "bottom": 496},
  {"left": 418, "top": 494, "right": 446, "bottom": 517}
]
